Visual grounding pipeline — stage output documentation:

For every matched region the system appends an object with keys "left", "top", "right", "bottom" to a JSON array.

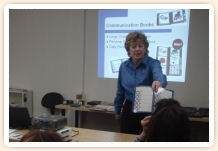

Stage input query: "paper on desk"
[
  {"left": 9, "top": 132, "right": 23, "bottom": 139},
  {"left": 9, "top": 129, "right": 16, "bottom": 134},
  {"left": 89, "top": 105, "right": 114, "bottom": 112}
]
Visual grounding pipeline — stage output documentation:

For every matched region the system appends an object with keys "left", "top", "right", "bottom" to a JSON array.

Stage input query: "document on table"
[
  {"left": 9, "top": 129, "right": 23, "bottom": 140},
  {"left": 9, "top": 129, "right": 16, "bottom": 134},
  {"left": 89, "top": 105, "right": 114, "bottom": 112},
  {"left": 133, "top": 86, "right": 174, "bottom": 113}
]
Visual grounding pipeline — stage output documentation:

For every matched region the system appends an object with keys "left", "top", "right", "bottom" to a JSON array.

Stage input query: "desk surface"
[
  {"left": 56, "top": 104, "right": 114, "bottom": 114},
  {"left": 188, "top": 117, "right": 209, "bottom": 122},
  {"left": 56, "top": 104, "right": 209, "bottom": 123},
  {"left": 10, "top": 127, "right": 138, "bottom": 142}
]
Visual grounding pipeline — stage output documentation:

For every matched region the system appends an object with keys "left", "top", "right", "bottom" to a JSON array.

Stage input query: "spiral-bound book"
[{"left": 133, "top": 86, "right": 174, "bottom": 113}]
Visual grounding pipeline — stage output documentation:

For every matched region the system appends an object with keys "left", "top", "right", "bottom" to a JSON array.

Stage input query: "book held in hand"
[{"left": 133, "top": 86, "right": 174, "bottom": 113}]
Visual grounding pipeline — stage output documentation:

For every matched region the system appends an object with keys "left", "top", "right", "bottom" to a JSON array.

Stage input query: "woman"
[
  {"left": 136, "top": 99, "right": 190, "bottom": 142},
  {"left": 114, "top": 32, "right": 167, "bottom": 134}
]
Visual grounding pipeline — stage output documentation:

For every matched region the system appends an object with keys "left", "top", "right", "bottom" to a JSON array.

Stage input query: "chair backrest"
[
  {"left": 9, "top": 106, "right": 31, "bottom": 129},
  {"left": 41, "top": 92, "right": 64, "bottom": 115}
]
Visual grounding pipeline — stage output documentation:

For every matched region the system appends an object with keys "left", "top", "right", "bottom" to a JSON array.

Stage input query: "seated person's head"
[
  {"left": 144, "top": 99, "right": 190, "bottom": 142},
  {"left": 20, "top": 130, "right": 63, "bottom": 142}
]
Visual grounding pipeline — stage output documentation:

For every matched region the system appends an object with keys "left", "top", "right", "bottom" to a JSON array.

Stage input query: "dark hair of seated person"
[
  {"left": 145, "top": 99, "right": 190, "bottom": 142},
  {"left": 20, "top": 130, "right": 63, "bottom": 142}
]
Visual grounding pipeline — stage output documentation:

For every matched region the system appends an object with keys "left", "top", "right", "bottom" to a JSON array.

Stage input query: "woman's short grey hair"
[{"left": 124, "top": 32, "right": 149, "bottom": 56}]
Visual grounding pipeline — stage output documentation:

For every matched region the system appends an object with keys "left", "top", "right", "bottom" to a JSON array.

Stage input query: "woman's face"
[{"left": 129, "top": 39, "right": 147, "bottom": 62}]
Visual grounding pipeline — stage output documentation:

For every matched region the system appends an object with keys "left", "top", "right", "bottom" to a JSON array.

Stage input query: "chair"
[
  {"left": 9, "top": 106, "right": 31, "bottom": 129},
  {"left": 41, "top": 92, "right": 65, "bottom": 115}
]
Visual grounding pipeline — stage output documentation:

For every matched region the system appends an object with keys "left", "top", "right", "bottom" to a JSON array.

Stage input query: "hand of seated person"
[{"left": 138, "top": 115, "right": 151, "bottom": 141}]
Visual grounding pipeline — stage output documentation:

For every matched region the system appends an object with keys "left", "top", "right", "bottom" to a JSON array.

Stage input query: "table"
[
  {"left": 56, "top": 104, "right": 113, "bottom": 114},
  {"left": 55, "top": 104, "right": 114, "bottom": 127},
  {"left": 9, "top": 127, "right": 138, "bottom": 142},
  {"left": 188, "top": 117, "right": 209, "bottom": 122},
  {"left": 55, "top": 104, "right": 209, "bottom": 127}
]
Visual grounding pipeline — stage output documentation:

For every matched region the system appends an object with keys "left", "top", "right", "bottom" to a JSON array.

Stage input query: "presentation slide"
[{"left": 98, "top": 9, "right": 190, "bottom": 82}]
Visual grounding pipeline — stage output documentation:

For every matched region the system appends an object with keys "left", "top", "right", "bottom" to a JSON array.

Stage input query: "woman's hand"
[
  {"left": 141, "top": 115, "right": 151, "bottom": 128},
  {"left": 115, "top": 114, "right": 120, "bottom": 120},
  {"left": 138, "top": 115, "right": 151, "bottom": 141},
  {"left": 152, "top": 81, "right": 162, "bottom": 92}
]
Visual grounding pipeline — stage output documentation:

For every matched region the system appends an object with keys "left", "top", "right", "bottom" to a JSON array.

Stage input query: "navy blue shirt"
[{"left": 114, "top": 55, "right": 167, "bottom": 114}]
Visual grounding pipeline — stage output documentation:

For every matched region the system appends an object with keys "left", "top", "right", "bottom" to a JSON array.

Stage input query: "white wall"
[
  {"left": 84, "top": 10, "right": 118, "bottom": 102},
  {"left": 9, "top": 10, "right": 85, "bottom": 119},
  {"left": 9, "top": 9, "right": 209, "bottom": 129}
]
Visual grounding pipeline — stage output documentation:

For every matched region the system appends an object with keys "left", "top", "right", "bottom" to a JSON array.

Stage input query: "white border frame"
[{"left": 4, "top": 4, "right": 214, "bottom": 148}]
